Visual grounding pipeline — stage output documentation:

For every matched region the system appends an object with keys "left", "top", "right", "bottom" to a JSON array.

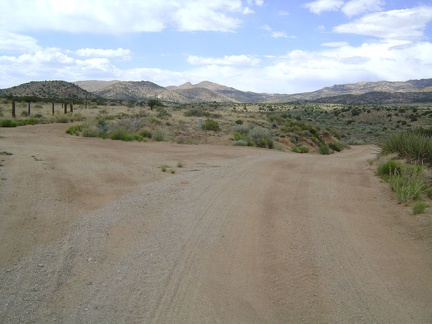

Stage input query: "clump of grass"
[
  {"left": 0, "top": 151, "right": 13, "bottom": 155},
  {"left": 378, "top": 159, "right": 430, "bottom": 204},
  {"left": 177, "top": 161, "right": 184, "bottom": 168},
  {"left": 0, "top": 119, "right": 17, "bottom": 127},
  {"left": 160, "top": 164, "right": 168, "bottom": 172},
  {"left": 413, "top": 201, "right": 428, "bottom": 215},
  {"left": 377, "top": 159, "right": 404, "bottom": 179}
]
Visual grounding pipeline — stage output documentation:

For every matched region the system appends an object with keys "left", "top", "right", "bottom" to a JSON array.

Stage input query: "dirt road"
[{"left": 1, "top": 124, "right": 432, "bottom": 323}]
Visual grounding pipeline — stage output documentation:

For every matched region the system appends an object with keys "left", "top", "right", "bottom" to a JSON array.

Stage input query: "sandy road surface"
[{"left": 1, "top": 124, "right": 432, "bottom": 323}]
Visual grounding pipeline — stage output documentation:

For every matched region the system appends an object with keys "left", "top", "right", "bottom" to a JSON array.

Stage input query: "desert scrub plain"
[{"left": 2, "top": 98, "right": 432, "bottom": 213}]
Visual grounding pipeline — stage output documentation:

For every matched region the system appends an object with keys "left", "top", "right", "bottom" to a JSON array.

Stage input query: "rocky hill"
[
  {"left": 0, "top": 80, "right": 97, "bottom": 100},
  {"left": 74, "top": 80, "right": 121, "bottom": 92},
  {"left": 3, "top": 78, "right": 432, "bottom": 104}
]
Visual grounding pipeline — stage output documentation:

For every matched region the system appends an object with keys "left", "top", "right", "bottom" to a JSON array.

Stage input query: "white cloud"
[
  {"left": 305, "top": 0, "right": 344, "bottom": 14},
  {"left": 0, "top": 32, "right": 41, "bottom": 53},
  {"left": 1, "top": 39, "right": 432, "bottom": 94},
  {"left": 0, "top": 0, "right": 258, "bottom": 34},
  {"left": 74, "top": 48, "right": 132, "bottom": 59},
  {"left": 334, "top": 6, "right": 432, "bottom": 40},
  {"left": 187, "top": 55, "right": 261, "bottom": 66},
  {"left": 321, "top": 42, "right": 349, "bottom": 47},
  {"left": 342, "top": 0, "right": 384, "bottom": 17},
  {"left": 271, "top": 32, "right": 296, "bottom": 39}
]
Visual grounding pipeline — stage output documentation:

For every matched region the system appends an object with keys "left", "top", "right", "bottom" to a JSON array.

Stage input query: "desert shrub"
[
  {"left": 66, "top": 125, "right": 82, "bottom": 136},
  {"left": 319, "top": 145, "right": 332, "bottom": 155},
  {"left": 56, "top": 115, "right": 69, "bottom": 123},
  {"left": 139, "top": 129, "right": 152, "bottom": 138},
  {"left": 381, "top": 130, "right": 432, "bottom": 165},
  {"left": 249, "top": 126, "right": 273, "bottom": 148},
  {"left": 202, "top": 119, "right": 221, "bottom": 131},
  {"left": 292, "top": 145, "right": 309, "bottom": 153},
  {"left": 184, "top": 108, "right": 210, "bottom": 117},
  {"left": 152, "top": 129, "right": 166, "bottom": 141},
  {"left": 328, "top": 142, "right": 346, "bottom": 152},
  {"left": 0, "top": 119, "right": 17, "bottom": 127},
  {"left": 232, "top": 125, "right": 250, "bottom": 135},
  {"left": 413, "top": 201, "right": 428, "bottom": 215},
  {"left": 81, "top": 120, "right": 102, "bottom": 137},
  {"left": 235, "top": 119, "right": 243, "bottom": 125},
  {"left": 233, "top": 140, "right": 249, "bottom": 146},
  {"left": 21, "top": 111, "right": 30, "bottom": 117},
  {"left": 156, "top": 107, "right": 172, "bottom": 119},
  {"left": 109, "top": 127, "right": 133, "bottom": 141}
]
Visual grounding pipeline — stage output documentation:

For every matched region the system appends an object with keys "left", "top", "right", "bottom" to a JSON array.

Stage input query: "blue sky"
[{"left": 0, "top": 0, "right": 431, "bottom": 93}]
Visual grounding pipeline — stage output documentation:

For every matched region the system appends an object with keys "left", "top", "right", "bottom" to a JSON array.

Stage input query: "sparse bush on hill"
[{"left": 202, "top": 119, "right": 220, "bottom": 131}]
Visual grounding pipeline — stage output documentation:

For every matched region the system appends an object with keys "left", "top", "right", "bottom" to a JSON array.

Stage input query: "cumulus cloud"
[
  {"left": 0, "top": 32, "right": 41, "bottom": 53},
  {"left": 0, "top": 0, "right": 259, "bottom": 34},
  {"left": 74, "top": 48, "right": 132, "bottom": 59},
  {"left": 342, "top": 0, "right": 384, "bottom": 17},
  {"left": 334, "top": 6, "right": 432, "bottom": 40},
  {"left": 304, "top": 0, "right": 344, "bottom": 14},
  {"left": 187, "top": 55, "right": 261, "bottom": 66},
  {"left": 321, "top": 42, "right": 349, "bottom": 47}
]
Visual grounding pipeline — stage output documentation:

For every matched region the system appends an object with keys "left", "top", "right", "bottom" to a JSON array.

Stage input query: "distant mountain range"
[{"left": 1, "top": 78, "right": 432, "bottom": 104}]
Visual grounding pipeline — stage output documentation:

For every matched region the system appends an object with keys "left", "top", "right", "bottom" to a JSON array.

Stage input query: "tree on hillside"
[{"left": 147, "top": 99, "right": 162, "bottom": 110}]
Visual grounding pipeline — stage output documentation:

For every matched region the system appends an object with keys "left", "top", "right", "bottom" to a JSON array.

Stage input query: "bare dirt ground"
[{"left": 1, "top": 123, "right": 432, "bottom": 323}]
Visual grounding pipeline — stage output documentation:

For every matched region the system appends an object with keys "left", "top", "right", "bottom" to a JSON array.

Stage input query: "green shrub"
[
  {"left": 328, "top": 142, "right": 345, "bottom": 152},
  {"left": 110, "top": 127, "right": 133, "bottom": 141},
  {"left": 66, "top": 125, "right": 82, "bottom": 136},
  {"left": 319, "top": 145, "right": 332, "bottom": 155},
  {"left": 292, "top": 145, "right": 309, "bottom": 153},
  {"left": 184, "top": 108, "right": 210, "bottom": 117},
  {"left": 235, "top": 119, "right": 243, "bottom": 125},
  {"left": 388, "top": 174, "right": 427, "bottom": 204},
  {"left": 0, "top": 119, "right": 17, "bottom": 127},
  {"left": 249, "top": 126, "right": 273, "bottom": 148},
  {"left": 139, "top": 129, "right": 152, "bottom": 138},
  {"left": 413, "top": 201, "right": 428, "bottom": 215},
  {"left": 202, "top": 119, "right": 221, "bottom": 131},
  {"left": 381, "top": 130, "right": 432, "bottom": 164}
]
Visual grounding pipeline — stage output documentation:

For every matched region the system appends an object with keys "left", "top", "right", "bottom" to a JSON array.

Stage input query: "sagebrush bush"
[
  {"left": 249, "top": 126, "right": 273, "bottom": 148},
  {"left": 202, "top": 119, "right": 221, "bottom": 131},
  {"left": 328, "top": 142, "right": 345, "bottom": 152},
  {"left": 319, "top": 145, "right": 332, "bottom": 155},
  {"left": 233, "top": 140, "right": 249, "bottom": 146}
]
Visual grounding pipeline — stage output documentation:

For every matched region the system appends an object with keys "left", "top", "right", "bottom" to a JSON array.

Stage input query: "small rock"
[{"left": 37, "top": 264, "right": 44, "bottom": 268}]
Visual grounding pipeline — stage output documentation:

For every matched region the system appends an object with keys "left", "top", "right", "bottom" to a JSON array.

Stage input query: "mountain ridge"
[{"left": 1, "top": 78, "right": 432, "bottom": 104}]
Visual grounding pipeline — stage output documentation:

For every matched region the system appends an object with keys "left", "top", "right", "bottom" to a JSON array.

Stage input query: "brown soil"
[{"left": 1, "top": 124, "right": 431, "bottom": 323}]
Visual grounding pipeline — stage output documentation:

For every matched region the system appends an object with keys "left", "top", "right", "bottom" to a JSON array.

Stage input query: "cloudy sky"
[{"left": 0, "top": 0, "right": 431, "bottom": 93}]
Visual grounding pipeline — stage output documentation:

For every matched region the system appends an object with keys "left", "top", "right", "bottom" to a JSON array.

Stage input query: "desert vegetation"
[{"left": 377, "top": 128, "right": 432, "bottom": 214}]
